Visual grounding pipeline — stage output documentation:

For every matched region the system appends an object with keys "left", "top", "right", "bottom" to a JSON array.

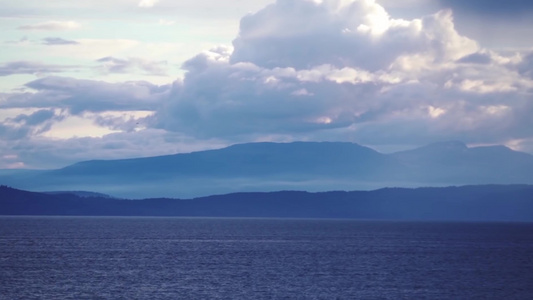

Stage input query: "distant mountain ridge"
[
  {"left": 1, "top": 141, "right": 533, "bottom": 198},
  {"left": 1, "top": 185, "right": 533, "bottom": 222},
  {"left": 52, "top": 142, "right": 398, "bottom": 178},
  {"left": 392, "top": 141, "right": 533, "bottom": 184}
]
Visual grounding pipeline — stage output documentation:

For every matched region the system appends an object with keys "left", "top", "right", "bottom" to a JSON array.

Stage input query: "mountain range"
[
  {"left": 2, "top": 185, "right": 533, "bottom": 222},
  {"left": 1, "top": 141, "right": 533, "bottom": 199}
]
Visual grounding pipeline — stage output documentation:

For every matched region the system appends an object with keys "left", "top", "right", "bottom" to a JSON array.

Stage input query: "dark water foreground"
[{"left": 1, "top": 217, "right": 532, "bottom": 299}]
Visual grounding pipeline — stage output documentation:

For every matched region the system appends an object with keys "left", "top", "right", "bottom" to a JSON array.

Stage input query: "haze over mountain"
[{"left": 1, "top": 141, "right": 532, "bottom": 199}]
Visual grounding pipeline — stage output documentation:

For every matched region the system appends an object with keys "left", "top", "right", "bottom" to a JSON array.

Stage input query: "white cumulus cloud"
[{"left": 152, "top": 0, "right": 533, "bottom": 151}]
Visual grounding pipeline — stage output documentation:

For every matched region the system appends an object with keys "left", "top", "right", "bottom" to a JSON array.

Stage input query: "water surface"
[{"left": 1, "top": 217, "right": 532, "bottom": 299}]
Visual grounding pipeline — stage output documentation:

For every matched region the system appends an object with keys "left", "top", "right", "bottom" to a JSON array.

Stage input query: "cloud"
[
  {"left": 18, "top": 21, "right": 81, "bottom": 31},
  {"left": 517, "top": 52, "right": 533, "bottom": 79},
  {"left": 231, "top": 1, "right": 477, "bottom": 71},
  {"left": 96, "top": 56, "right": 168, "bottom": 76},
  {"left": 153, "top": 0, "right": 533, "bottom": 151},
  {"left": 1, "top": 76, "right": 171, "bottom": 115},
  {"left": 0, "top": 123, "right": 31, "bottom": 141},
  {"left": 0, "top": 109, "right": 64, "bottom": 141},
  {"left": 4, "top": 38, "right": 141, "bottom": 61},
  {"left": 0, "top": 61, "right": 79, "bottom": 76},
  {"left": 12, "top": 109, "right": 58, "bottom": 126},
  {"left": 2, "top": 0, "right": 533, "bottom": 169},
  {"left": 138, "top": 0, "right": 159, "bottom": 8},
  {"left": 42, "top": 37, "right": 79, "bottom": 45},
  {"left": 0, "top": 77, "right": 172, "bottom": 157},
  {"left": 430, "top": 1, "right": 533, "bottom": 50},
  {"left": 457, "top": 52, "right": 492, "bottom": 64}
]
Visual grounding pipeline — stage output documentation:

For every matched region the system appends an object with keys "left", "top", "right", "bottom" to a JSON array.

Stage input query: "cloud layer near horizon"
[{"left": 1, "top": 0, "right": 533, "bottom": 168}]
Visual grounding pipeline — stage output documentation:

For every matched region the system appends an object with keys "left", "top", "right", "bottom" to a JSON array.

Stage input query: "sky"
[{"left": 1, "top": 0, "right": 533, "bottom": 169}]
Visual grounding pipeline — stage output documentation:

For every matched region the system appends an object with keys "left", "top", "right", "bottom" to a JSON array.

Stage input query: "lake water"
[{"left": 1, "top": 217, "right": 532, "bottom": 299}]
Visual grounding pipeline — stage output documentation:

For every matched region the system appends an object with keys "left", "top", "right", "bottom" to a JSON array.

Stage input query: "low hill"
[{"left": 2, "top": 185, "right": 533, "bottom": 222}]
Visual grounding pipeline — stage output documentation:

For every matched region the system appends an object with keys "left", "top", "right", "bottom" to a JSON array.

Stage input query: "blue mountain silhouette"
[{"left": 1, "top": 141, "right": 532, "bottom": 198}]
